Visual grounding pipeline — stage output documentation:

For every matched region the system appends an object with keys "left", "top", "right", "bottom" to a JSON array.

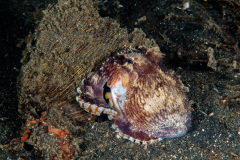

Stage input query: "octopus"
[{"left": 76, "top": 47, "right": 191, "bottom": 145}]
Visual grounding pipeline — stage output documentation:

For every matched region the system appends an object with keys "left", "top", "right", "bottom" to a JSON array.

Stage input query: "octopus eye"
[
  {"left": 103, "top": 82, "right": 111, "bottom": 104},
  {"left": 128, "top": 59, "right": 133, "bottom": 64}
]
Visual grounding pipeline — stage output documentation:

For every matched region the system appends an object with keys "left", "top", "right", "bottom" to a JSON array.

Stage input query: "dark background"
[{"left": 0, "top": 0, "right": 56, "bottom": 158}]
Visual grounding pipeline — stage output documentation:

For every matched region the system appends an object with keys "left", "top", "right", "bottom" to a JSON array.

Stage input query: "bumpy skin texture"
[{"left": 76, "top": 47, "right": 191, "bottom": 144}]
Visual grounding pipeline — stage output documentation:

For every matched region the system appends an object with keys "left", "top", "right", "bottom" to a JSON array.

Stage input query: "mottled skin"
[{"left": 76, "top": 47, "right": 191, "bottom": 144}]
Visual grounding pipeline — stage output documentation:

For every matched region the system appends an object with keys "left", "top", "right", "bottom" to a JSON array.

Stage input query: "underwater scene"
[{"left": 0, "top": 0, "right": 239, "bottom": 159}]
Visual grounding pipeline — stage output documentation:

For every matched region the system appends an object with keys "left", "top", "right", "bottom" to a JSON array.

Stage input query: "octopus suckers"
[{"left": 76, "top": 47, "right": 191, "bottom": 144}]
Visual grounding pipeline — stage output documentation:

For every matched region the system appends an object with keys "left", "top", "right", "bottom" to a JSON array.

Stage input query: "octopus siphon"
[{"left": 76, "top": 47, "right": 191, "bottom": 145}]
